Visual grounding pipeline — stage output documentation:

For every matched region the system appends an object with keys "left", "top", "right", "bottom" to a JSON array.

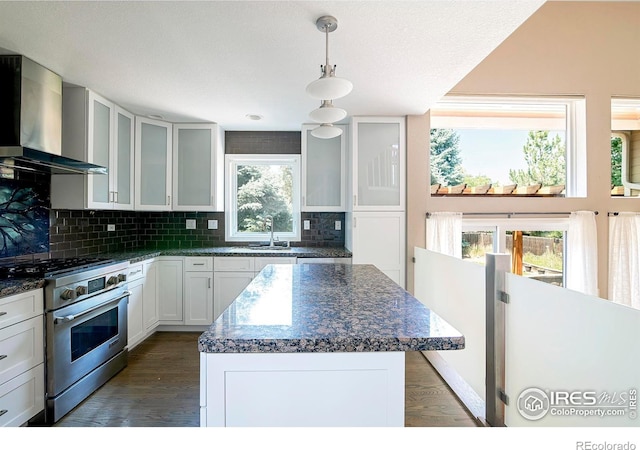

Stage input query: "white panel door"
[
  {"left": 157, "top": 259, "right": 184, "bottom": 323},
  {"left": 142, "top": 261, "right": 159, "bottom": 331},
  {"left": 213, "top": 272, "right": 255, "bottom": 320},
  {"left": 127, "top": 278, "right": 145, "bottom": 349},
  {"left": 351, "top": 212, "right": 405, "bottom": 287},
  {"left": 184, "top": 272, "right": 214, "bottom": 325}
]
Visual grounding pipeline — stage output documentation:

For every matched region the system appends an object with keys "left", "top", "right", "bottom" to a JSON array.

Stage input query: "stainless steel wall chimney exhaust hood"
[{"left": 0, "top": 55, "right": 107, "bottom": 174}]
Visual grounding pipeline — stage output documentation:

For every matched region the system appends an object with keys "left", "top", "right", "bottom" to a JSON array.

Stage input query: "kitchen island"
[{"left": 198, "top": 263, "right": 464, "bottom": 427}]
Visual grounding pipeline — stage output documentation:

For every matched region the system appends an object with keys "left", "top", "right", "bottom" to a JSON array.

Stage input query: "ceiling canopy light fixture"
[
  {"left": 311, "top": 123, "right": 343, "bottom": 139},
  {"left": 306, "top": 15, "right": 352, "bottom": 100}
]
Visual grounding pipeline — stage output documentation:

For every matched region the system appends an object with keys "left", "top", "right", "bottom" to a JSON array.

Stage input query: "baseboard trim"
[{"left": 421, "top": 350, "right": 487, "bottom": 426}]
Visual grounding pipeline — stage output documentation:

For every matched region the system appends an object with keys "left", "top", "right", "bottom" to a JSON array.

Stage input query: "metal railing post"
[{"left": 485, "top": 253, "right": 510, "bottom": 427}]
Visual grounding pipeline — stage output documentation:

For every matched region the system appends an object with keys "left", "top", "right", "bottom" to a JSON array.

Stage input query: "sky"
[{"left": 456, "top": 129, "right": 532, "bottom": 185}]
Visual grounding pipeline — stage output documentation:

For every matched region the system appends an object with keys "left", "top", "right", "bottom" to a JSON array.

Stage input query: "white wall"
[{"left": 407, "top": 1, "right": 640, "bottom": 297}]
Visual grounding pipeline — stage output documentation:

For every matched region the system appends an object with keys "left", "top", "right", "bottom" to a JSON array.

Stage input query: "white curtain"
[
  {"left": 426, "top": 212, "right": 462, "bottom": 258},
  {"left": 608, "top": 212, "right": 640, "bottom": 309},
  {"left": 566, "top": 211, "right": 598, "bottom": 296}
]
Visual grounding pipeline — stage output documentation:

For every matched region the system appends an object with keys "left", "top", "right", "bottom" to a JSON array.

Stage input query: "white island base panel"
[{"left": 200, "top": 351, "right": 405, "bottom": 427}]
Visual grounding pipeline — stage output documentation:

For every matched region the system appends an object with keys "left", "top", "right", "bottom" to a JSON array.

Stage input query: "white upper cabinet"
[
  {"left": 172, "top": 123, "right": 224, "bottom": 211},
  {"left": 301, "top": 124, "right": 346, "bottom": 211},
  {"left": 135, "top": 116, "right": 173, "bottom": 211},
  {"left": 350, "top": 117, "right": 406, "bottom": 211},
  {"left": 51, "top": 88, "right": 135, "bottom": 210},
  {"left": 113, "top": 106, "right": 135, "bottom": 209}
]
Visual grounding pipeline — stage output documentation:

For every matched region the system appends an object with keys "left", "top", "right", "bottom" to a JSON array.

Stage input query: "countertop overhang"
[{"left": 198, "top": 264, "right": 465, "bottom": 354}]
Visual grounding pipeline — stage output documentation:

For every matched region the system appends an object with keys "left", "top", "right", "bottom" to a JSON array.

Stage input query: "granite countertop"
[
  {"left": 0, "top": 278, "right": 45, "bottom": 298},
  {"left": 107, "top": 246, "right": 352, "bottom": 264},
  {"left": 0, "top": 246, "right": 352, "bottom": 297},
  {"left": 198, "top": 264, "right": 465, "bottom": 354}
]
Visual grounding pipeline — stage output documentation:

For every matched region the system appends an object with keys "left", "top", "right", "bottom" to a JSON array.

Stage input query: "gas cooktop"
[{"left": 0, "top": 257, "right": 115, "bottom": 280}]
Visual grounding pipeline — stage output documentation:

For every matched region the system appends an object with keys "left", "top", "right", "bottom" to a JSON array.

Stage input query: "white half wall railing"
[{"left": 414, "top": 247, "right": 640, "bottom": 427}]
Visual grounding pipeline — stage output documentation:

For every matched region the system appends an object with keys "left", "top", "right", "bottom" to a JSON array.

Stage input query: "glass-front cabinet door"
[
  {"left": 172, "top": 123, "right": 223, "bottom": 211},
  {"left": 301, "top": 124, "right": 346, "bottom": 211},
  {"left": 351, "top": 117, "right": 406, "bottom": 211},
  {"left": 135, "top": 117, "right": 173, "bottom": 211},
  {"left": 113, "top": 106, "right": 135, "bottom": 210},
  {"left": 87, "top": 91, "right": 113, "bottom": 209}
]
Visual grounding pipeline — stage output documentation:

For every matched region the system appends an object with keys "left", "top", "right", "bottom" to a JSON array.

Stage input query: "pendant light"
[
  {"left": 311, "top": 123, "right": 343, "bottom": 139},
  {"left": 306, "top": 16, "right": 352, "bottom": 100},
  {"left": 309, "top": 100, "right": 347, "bottom": 123}
]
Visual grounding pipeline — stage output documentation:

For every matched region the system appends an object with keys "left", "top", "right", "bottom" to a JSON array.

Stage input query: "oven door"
[{"left": 46, "top": 286, "right": 129, "bottom": 396}]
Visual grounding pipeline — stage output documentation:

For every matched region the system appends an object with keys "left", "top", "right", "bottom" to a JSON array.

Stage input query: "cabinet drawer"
[
  {"left": 255, "top": 257, "right": 297, "bottom": 272},
  {"left": 214, "top": 257, "right": 255, "bottom": 272},
  {"left": 127, "top": 263, "right": 145, "bottom": 282},
  {"left": 0, "top": 363, "right": 44, "bottom": 427},
  {"left": 0, "top": 290, "right": 43, "bottom": 330},
  {"left": 185, "top": 257, "right": 213, "bottom": 272},
  {"left": 0, "top": 316, "right": 44, "bottom": 386}
]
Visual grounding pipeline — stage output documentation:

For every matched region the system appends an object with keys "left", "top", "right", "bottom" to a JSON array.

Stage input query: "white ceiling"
[{"left": 0, "top": 1, "right": 546, "bottom": 131}]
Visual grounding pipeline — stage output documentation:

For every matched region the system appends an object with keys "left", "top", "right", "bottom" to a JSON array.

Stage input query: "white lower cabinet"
[
  {"left": 254, "top": 257, "right": 297, "bottom": 272},
  {"left": 142, "top": 260, "right": 159, "bottom": 332},
  {"left": 158, "top": 259, "right": 184, "bottom": 324},
  {"left": 213, "top": 271, "right": 255, "bottom": 320},
  {"left": 347, "top": 212, "right": 406, "bottom": 288},
  {"left": 184, "top": 257, "right": 214, "bottom": 326},
  {"left": 130, "top": 255, "right": 342, "bottom": 336},
  {"left": 212, "top": 256, "right": 296, "bottom": 321},
  {"left": 0, "top": 289, "right": 45, "bottom": 427},
  {"left": 126, "top": 262, "right": 146, "bottom": 350}
]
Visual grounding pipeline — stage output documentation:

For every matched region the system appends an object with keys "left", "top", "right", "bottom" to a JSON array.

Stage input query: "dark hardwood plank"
[{"left": 54, "top": 332, "right": 478, "bottom": 427}]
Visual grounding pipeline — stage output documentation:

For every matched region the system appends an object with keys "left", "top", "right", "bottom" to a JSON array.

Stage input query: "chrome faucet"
[{"left": 265, "top": 215, "right": 275, "bottom": 247}]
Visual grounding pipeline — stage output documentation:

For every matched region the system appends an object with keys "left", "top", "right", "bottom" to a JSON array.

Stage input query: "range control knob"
[
  {"left": 75, "top": 285, "right": 87, "bottom": 297},
  {"left": 118, "top": 273, "right": 127, "bottom": 283},
  {"left": 60, "top": 289, "right": 76, "bottom": 300},
  {"left": 107, "top": 276, "right": 118, "bottom": 286}
]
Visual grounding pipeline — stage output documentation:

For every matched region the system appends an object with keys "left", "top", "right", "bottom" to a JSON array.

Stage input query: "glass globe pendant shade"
[
  {"left": 309, "top": 100, "right": 347, "bottom": 123},
  {"left": 311, "top": 123, "right": 343, "bottom": 139},
  {"left": 306, "top": 74, "right": 353, "bottom": 100}
]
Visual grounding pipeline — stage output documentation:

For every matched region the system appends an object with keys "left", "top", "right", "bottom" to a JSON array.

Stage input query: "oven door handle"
[{"left": 54, "top": 291, "right": 131, "bottom": 325}]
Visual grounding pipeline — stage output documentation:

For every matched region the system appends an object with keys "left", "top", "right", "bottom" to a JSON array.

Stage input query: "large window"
[
  {"left": 611, "top": 98, "right": 640, "bottom": 197},
  {"left": 225, "top": 154, "right": 300, "bottom": 242},
  {"left": 430, "top": 96, "right": 586, "bottom": 197},
  {"left": 462, "top": 218, "right": 567, "bottom": 287}
]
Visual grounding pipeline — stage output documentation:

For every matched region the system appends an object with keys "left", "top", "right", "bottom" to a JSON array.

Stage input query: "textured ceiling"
[{"left": 0, "top": 1, "right": 545, "bottom": 131}]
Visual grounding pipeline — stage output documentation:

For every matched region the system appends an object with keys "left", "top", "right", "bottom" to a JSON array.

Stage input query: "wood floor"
[{"left": 53, "top": 332, "right": 478, "bottom": 427}]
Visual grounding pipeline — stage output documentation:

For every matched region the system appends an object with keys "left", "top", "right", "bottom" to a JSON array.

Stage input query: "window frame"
[
  {"left": 611, "top": 97, "right": 640, "bottom": 194},
  {"left": 225, "top": 154, "right": 301, "bottom": 242},
  {"left": 429, "top": 95, "right": 586, "bottom": 197}
]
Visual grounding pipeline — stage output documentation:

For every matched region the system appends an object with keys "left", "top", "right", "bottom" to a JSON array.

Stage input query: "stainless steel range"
[{"left": 2, "top": 257, "right": 130, "bottom": 424}]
